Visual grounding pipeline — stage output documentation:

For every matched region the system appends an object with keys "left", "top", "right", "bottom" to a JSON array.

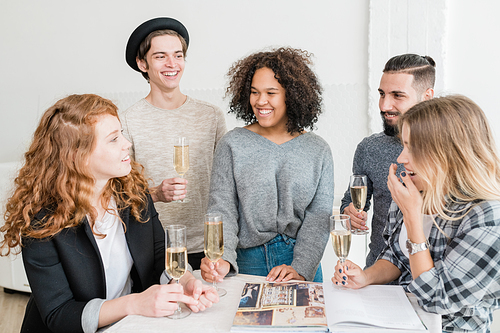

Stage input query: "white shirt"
[
  {"left": 92, "top": 199, "right": 133, "bottom": 300},
  {"left": 399, "top": 214, "right": 435, "bottom": 258}
]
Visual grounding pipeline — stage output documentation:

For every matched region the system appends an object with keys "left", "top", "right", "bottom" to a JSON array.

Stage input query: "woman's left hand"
[
  {"left": 182, "top": 276, "right": 220, "bottom": 312},
  {"left": 387, "top": 163, "right": 423, "bottom": 227},
  {"left": 267, "top": 264, "right": 305, "bottom": 282}
]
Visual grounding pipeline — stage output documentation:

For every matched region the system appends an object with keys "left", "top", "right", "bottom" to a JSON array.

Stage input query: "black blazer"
[{"left": 20, "top": 195, "right": 165, "bottom": 333}]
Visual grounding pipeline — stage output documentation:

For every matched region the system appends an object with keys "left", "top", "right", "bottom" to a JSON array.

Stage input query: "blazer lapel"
[{"left": 83, "top": 216, "right": 107, "bottom": 295}]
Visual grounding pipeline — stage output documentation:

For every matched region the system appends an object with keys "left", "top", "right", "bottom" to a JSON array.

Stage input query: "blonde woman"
[
  {"left": 332, "top": 95, "right": 500, "bottom": 332},
  {"left": 0, "top": 94, "right": 218, "bottom": 333}
]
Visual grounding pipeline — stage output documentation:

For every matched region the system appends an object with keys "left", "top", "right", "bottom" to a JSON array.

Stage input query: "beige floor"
[{"left": 0, "top": 288, "right": 29, "bottom": 333}]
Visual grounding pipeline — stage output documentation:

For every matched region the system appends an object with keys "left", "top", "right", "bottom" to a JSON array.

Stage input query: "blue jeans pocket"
[{"left": 236, "top": 246, "right": 269, "bottom": 276}]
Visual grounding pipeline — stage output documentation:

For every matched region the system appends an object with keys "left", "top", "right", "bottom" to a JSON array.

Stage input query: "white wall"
[
  {"left": 445, "top": 0, "right": 500, "bottom": 144},
  {"left": 0, "top": 0, "right": 368, "bottom": 159}
]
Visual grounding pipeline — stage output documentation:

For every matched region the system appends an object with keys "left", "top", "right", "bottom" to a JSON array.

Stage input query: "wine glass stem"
[
  {"left": 211, "top": 261, "right": 219, "bottom": 291},
  {"left": 175, "top": 279, "right": 181, "bottom": 314},
  {"left": 179, "top": 175, "right": 184, "bottom": 202}
]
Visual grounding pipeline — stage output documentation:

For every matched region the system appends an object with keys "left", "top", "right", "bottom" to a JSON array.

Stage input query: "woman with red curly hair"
[
  {"left": 0, "top": 94, "right": 218, "bottom": 333},
  {"left": 200, "top": 47, "right": 334, "bottom": 284}
]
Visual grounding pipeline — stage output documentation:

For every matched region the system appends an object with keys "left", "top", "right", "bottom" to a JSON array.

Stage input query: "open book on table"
[
  {"left": 230, "top": 281, "right": 328, "bottom": 332},
  {"left": 323, "top": 282, "right": 428, "bottom": 332}
]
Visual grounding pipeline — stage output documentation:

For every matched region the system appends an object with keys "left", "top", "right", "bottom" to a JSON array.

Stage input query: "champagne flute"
[
  {"left": 173, "top": 137, "right": 190, "bottom": 203},
  {"left": 165, "top": 225, "right": 190, "bottom": 319},
  {"left": 204, "top": 213, "right": 227, "bottom": 297},
  {"left": 350, "top": 174, "right": 368, "bottom": 235},
  {"left": 330, "top": 214, "right": 352, "bottom": 266}
]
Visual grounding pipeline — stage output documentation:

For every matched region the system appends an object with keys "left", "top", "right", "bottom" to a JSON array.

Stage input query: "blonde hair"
[
  {"left": 0, "top": 94, "right": 149, "bottom": 255},
  {"left": 400, "top": 95, "right": 500, "bottom": 220}
]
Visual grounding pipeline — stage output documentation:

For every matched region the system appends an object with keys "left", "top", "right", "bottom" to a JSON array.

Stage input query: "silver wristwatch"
[{"left": 406, "top": 239, "right": 430, "bottom": 255}]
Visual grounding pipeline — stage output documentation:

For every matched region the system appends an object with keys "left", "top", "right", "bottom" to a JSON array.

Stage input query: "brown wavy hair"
[
  {"left": 225, "top": 47, "right": 322, "bottom": 134},
  {"left": 0, "top": 94, "right": 150, "bottom": 255}
]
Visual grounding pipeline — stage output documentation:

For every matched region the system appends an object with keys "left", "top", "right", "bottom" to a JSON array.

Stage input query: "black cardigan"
[{"left": 20, "top": 195, "right": 165, "bottom": 333}]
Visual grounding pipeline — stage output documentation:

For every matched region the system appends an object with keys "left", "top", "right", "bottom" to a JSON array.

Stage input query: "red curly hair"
[{"left": 0, "top": 94, "right": 150, "bottom": 255}]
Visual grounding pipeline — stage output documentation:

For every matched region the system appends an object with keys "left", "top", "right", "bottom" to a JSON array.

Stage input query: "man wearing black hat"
[{"left": 121, "top": 17, "right": 227, "bottom": 270}]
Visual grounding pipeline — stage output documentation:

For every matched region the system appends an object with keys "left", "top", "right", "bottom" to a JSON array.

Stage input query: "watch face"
[
  {"left": 406, "top": 239, "right": 428, "bottom": 255},
  {"left": 406, "top": 240, "right": 413, "bottom": 253}
]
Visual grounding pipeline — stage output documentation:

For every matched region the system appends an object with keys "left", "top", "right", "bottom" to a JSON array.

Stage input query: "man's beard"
[
  {"left": 381, "top": 112, "right": 400, "bottom": 137},
  {"left": 383, "top": 119, "right": 398, "bottom": 136}
]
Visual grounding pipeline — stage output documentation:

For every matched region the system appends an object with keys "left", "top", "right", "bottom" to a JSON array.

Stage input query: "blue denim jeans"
[{"left": 236, "top": 234, "right": 323, "bottom": 282}]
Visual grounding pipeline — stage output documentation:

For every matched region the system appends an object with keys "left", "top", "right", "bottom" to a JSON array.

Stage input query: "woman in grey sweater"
[{"left": 200, "top": 47, "right": 334, "bottom": 283}]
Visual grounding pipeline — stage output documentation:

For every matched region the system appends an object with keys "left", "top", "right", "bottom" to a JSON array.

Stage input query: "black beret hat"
[{"left": 125, "top": 17, "right": 190, "bottom": 72}]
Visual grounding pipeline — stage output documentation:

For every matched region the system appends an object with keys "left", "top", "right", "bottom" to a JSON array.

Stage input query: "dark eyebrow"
[
  {"left": 151, "top": 50, "right": 183, "bottom": 56},
  {"left": 378, "top": 88, "right": 408, "bottom": 96},
  {"left": 251, "top": 86, "right": 280, "bottom": 91}
]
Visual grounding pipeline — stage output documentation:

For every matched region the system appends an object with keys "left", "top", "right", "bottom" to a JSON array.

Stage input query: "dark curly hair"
[{"left": 225, "top": 47, "right": 323, "bottom": 134}]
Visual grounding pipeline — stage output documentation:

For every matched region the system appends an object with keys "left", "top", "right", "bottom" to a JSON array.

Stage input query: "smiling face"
[
  {"left": 249, "top": 67, "right": 288, "bottom": 132},
  {"left": 378, "top": 73, "right": 424, "bottom": 135},
  {"left": 138, "top": 34, "right": 185, "bottom": 92},
  {"left": 397, "top": 123, "right": 426, "bottom": 192},
  {"left": 87, "top": 114, "right": 132, "bottom": 189}
]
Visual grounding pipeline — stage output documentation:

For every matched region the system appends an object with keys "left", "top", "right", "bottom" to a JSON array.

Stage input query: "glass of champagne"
[
  {"left": 204, "top": 213, "right": 227, "bottom": 297},
  {"left": 173, "top": 137, "right": 190, "bottom": 203},
  {"left": 350, "top": 174, "right": 368, "bottom": 235},
  {"left": 165, "top": 225, "right": 190, "bottom": 319},
  {"left": 330, "top": 214, "right": 352, "bottom": 266}
]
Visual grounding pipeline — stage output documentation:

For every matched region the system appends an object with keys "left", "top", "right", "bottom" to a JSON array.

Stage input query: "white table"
[{"left": 100, "top": 271, "right": 441, "bottom": 333}]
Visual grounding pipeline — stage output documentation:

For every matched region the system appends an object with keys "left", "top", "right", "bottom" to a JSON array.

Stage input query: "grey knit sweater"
[
  {"left": 208, "top": 128, "right": 334, "bottom": 281},
  {"left": 340, "top": 132, "right": 404, "bottom": 267}
]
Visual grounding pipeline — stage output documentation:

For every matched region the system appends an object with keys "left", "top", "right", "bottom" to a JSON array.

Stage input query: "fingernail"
[
  {"left": 336, "top": 281, "right": 338, "bottom": 285},
  {"left": 343, "top": 276, "right": 347, "bottom": 281},
  {"left": 339, "top": 268, "right": 342, "bottom": 273},
  {"left": 342, "top": 281, "right": 346, "bottom": 285},
  {"left": 401, "top": 171, "right": 407, "bottom": 177},
  {"left": 346, "top": 266, "right": 348, "bottom": 271}
]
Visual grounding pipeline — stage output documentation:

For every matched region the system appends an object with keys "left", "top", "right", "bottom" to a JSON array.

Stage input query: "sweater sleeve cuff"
[
  {"left": 221, "top": 254, "right": 238, "bottom": 277},
  {"left": 82, "top": 298, "right": 105, "bottom": 333}
]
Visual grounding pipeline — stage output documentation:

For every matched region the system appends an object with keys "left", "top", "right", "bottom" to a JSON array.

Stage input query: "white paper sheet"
[{"left": 323, "top": 282, "right": 427, "bottom": 331}]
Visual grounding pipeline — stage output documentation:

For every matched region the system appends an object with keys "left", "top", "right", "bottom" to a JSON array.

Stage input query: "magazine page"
[
  {"left": 323, "top": 282, "right": 427, "bottom": 331},
  {"left": 231, "top": 282, "right": 328, "bottom": 332}
]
